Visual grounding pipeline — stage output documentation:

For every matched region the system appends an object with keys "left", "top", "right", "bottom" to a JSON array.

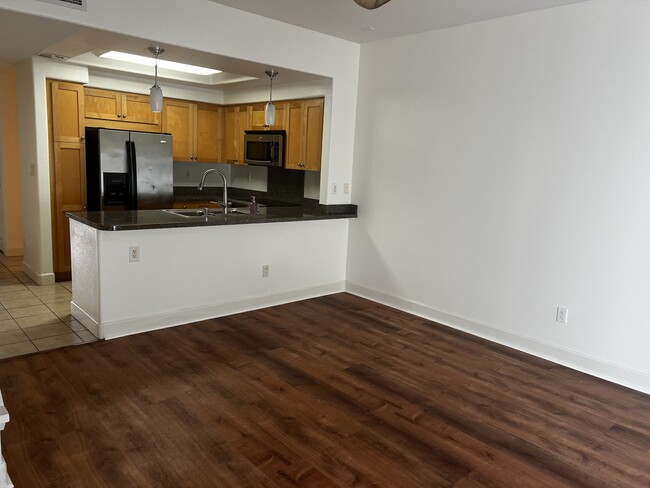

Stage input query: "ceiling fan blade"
[{"left": 353, "top": 0, "right": 392, "bottom": 10}]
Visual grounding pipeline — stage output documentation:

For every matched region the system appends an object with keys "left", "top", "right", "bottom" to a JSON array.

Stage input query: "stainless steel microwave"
[{"left": 244, "top": 130, "right": 285, "bottom": 167}]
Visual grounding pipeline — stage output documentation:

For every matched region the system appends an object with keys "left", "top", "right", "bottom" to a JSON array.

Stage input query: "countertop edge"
[{"left": 66, "top": 205, "right": 358, "bottom": 231}]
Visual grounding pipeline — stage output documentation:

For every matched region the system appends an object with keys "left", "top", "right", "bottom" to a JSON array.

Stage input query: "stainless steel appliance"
[
  {"left": 244, "top": 130, "right": 285, "bottom": 167},
  {"left": 85, "top": 128, "right": 173, "bottom": 210}
]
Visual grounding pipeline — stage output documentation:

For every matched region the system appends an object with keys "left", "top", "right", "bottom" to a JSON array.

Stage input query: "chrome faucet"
[{"left": 198, "top": 169, "right": 229, "bottom": 213}]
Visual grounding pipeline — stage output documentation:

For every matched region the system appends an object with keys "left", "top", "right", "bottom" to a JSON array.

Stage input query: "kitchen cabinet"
[
  {"left": 285, "top": 98, "right": 324, "bottom": 171},
  {"left": 48, "top": 80, "right": 87, "bottom": 279},
  {"left": 52, "top": 142, "right": 86, "bottom": 275},
  {"left": 84, "top": 88, "right": 161, "bottom": 131},
  {"left": 50, "top": 81, "right": 85, "bottom": 143},
  {"left": 162, "top": 100, "right": 223, "bottom": 162},
  {"left": 223, "top": 105, "right": 251, "bottom": 164},
  {"left": 250, "top": 102, "right": 287, "bottom": 131}
]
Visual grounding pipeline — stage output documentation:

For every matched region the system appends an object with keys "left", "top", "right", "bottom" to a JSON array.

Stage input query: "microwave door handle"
[{"left": 247, "top": 158, "right": 273, "bottom": 164}]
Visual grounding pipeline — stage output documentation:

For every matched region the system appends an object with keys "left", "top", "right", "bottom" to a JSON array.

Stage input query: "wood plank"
[{"left": 0, "top": 293, "right": 649, "bottom": 487}]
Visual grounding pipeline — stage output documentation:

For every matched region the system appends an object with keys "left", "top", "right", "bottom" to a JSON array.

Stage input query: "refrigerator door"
[
  {"left": 130, "top": 132, "right": 174, "bottom": 209},
  {"left": 98, "top": 129, "right": 130, "bottom": 210}
]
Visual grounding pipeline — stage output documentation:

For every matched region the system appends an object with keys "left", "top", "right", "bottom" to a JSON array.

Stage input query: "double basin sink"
[{"left": 163, "top": 200, "right": 252, "bottom": 218}]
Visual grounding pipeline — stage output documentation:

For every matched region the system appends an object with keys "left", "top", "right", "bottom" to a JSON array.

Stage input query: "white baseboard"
[
  {"left": 345, "top": 282, "right": 650, "bottom": 395},
  {"left": 0, "top": 247, "right": 23, "bottom": 258},
  {"left": 99, "top": 281, "right": 346, "bottom": 340},
  {"left": 70, "top": 302, "right": 100, "bottom": 339},
  {"left": 22, "top": 261, "right": 55, "bottom": 286}
]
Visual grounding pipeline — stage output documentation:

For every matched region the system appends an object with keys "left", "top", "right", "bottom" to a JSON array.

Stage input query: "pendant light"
[
  {"left": 264, "top": 70, "right": 278, "bottom": 126},
  {"left": 148, "top": 46, "right": 164, "bottom": 113}
]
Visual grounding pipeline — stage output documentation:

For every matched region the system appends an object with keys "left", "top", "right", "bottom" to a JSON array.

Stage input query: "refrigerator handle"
[{"left": 127, "top": 140, "right": 138, "bottom": 209}]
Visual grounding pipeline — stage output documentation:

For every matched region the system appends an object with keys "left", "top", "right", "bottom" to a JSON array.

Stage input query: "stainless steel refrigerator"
[{"left": 85, "top": 128, "right": 173, "bottom": 211}]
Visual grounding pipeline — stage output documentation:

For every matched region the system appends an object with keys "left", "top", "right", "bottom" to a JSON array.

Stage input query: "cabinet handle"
[
  {"left": 80, "top": 136, "right": 85, "bottom": 142},
  {"left": 82, "top": 206, "right": 87, "bottom": 210},
  {"left": 122, "top": 114, "right": 127, "bottom": 119}
]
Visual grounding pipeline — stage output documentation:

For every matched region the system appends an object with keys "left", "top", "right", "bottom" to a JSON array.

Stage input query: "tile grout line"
[{"left": 0, "top": 255, "right": 97, "bottom": 358}]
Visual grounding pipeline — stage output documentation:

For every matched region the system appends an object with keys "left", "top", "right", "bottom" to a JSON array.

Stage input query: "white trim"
[
  {"left": 96, "top": 281, "right": 345, "bottom": 340},
  {"left": 22, "top": 261, "right": 55, "bottom": 286},
  {"left": 70, "top": 302, "right": 99, "bottom": 339},
  {"left": 0, "top": 248, "right": 23, "bottom": 258},
  {"left": 345, "top": 282, "right": 650, "bottom": 395}
]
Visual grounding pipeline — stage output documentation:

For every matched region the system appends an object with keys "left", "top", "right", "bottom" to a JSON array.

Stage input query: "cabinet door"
[
  {"left": 302, "top": 99, "right": 324, "bottom": 172},
  {"left": 285, "top": 101, "right": 304, "bottom": 170},
  {"left": 51, "top": 81, "right": 85, "bottom": 143},
  {"left": 195, "top": 103, "right": 223, "bottom": 162},
  {"left": 224, "top": 105, "right": 254, "bottom": 164},
  {"left": 52, "top": 142, "right": 86, "bottom": 273},
  {"left": 162, "top": 99, "right": 194, "bottom": 161},
  {"left": 285, "top": 99, "right": 323, "bottom": 171},
  {"left": 122, "top": 93, "right": 161, "bottom": 126},
  {"left": 84, "top": 88, "right": 122, "bottom": 121},
  {"left": 223, "top": 106, "right": 238, "bottom": 164},
  {"left": 250, "top": 102, "right": 287, "bottom": 131},
  {"left": 237, "top": 105, "right": 251, "bottom": 164}
]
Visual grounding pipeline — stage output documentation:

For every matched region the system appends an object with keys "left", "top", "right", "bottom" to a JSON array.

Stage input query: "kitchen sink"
[{"left": 163, "top": 208, "right": 247, "bottom": 218}]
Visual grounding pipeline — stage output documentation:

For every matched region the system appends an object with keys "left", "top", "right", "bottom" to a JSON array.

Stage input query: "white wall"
[
  {"left": 0, "top": 64, "right": 23, "bottom": 256},
  {"left": 348, "top": 0, "right": 650, "bottom": 393}
]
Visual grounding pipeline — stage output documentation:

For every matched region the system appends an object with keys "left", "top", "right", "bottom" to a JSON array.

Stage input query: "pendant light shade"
[
  {"left": 265, "top": 100, "right": 276, "bottom": 126},
  {"left": 150, "top": 84, "right": 163, "bottom": 112},
  {"left": 148, "top": 46, "right": 164, "bottom": 113},
  {"left": 264, "top": 70, "right": 278, "bottom": 126}
]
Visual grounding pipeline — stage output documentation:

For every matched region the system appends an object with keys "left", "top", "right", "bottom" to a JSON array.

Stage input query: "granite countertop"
[{"left": 67, "top": 203, "right": 357, "bottom": 231}]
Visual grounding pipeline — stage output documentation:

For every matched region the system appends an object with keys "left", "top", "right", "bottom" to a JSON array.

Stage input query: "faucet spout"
[{"left": 198, "top": 169, "right": 229, "bottom": 213}]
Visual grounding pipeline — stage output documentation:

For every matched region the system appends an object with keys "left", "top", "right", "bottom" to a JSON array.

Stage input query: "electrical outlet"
[
  {"left": 556, "top": 307, "right": 568, "bottom": 324},
  {"left": 332, "top": 183, "right": 338, "bottom": 194},
  {"left": 185, "top": 171, "right": 191, "bottom": 180},
  {"left": 262, "top": 264, "right": 269, "bottom": 278},
  {"left": 129, "top": 246, "right": 140, "bottom": 263},
  {"left": 343, "top": 183, "right": 350, "bottom": 194},
  {"left": 29, "top": 163, "right": 36, "bottom": 176}
]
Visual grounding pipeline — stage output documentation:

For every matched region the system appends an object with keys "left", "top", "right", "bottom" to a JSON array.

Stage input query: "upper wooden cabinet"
[
  {"left": 223, "top": 105, "right": 251, "bottom": 164},
  {"left": 162, "top": 99, "right": 223, "bottom": 162},
  {"left": 50, "top": 81, "right": 85, "bottom": 143},
  {"left": 250, "top": 102, "right": 287, "bottom": 131},
  {"left": 285, "top": 98, "right": 324, "bottom": 172},
  {"left": 84, "top": 88, "right": 161, "bottom": 130}
]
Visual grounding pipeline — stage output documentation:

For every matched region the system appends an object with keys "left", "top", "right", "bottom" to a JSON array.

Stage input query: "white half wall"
[
  {"left": 347, "top": 0, "right": 650, "bottom": 394},
  {"left": 71, "top": 218, "right": 349, "bottom": 339}
]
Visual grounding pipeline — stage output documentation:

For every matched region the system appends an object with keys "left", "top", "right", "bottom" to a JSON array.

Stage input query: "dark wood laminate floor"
[{"left": 1, "top": 293, "right": 649, "bottom": 487}]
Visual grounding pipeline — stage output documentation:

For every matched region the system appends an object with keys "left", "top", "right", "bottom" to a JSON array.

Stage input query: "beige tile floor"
[{"left": 0, "top": 254, "right": 97, "bottom": 360}]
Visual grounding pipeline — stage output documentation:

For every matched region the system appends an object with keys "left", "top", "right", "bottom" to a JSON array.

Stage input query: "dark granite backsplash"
[{"left": 266, "top": 167, "right": 305, "bottom": 204}]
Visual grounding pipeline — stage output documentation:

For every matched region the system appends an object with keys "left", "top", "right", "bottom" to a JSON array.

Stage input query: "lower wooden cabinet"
[
  {"left": 51, "top": 142, "right": 86, "bottom": 276},
  {"left": 173, "top": 200, "right": 219, "bottom": 209}
]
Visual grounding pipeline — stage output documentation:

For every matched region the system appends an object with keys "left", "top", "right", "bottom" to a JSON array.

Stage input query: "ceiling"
[
  {"left": 208, "top": 0, "right": 589, "bottom": 43},
  {"left": 0, "top": 0, "right": 589, "bottom": 89}
]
